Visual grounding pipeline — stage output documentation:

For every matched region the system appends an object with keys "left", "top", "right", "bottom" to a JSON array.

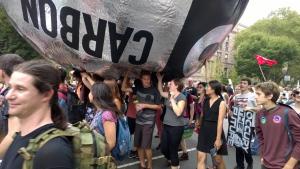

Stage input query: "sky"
[{"left": 239, "top": 0, "right": 300, "bottom": 26}]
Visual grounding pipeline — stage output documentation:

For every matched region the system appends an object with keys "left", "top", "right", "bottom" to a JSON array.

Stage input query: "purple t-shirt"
[
  {"left": 90, "top": 110, "right": 117, "bottom": 135},
  {"left": 256, "top": 105, "right": 300, "bottom": 169}
]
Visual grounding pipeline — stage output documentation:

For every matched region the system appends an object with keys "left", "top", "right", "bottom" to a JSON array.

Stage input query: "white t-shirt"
[{"left": 234, "top": 92, "right": 257, "bottom": 127}]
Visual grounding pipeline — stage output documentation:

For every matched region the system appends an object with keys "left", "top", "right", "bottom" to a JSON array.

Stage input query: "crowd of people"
[{"left": 0, "top": 53, "right": 300, "bottom": 169}]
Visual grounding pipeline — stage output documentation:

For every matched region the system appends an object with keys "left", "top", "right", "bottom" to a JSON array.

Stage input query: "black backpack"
[{"left": 67, "top": 89, "right": 86, "bottom": 124}]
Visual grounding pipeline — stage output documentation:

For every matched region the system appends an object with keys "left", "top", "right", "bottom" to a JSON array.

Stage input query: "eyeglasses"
[{"left": 292, "top": 91, "right": 300, "bottom": 97}]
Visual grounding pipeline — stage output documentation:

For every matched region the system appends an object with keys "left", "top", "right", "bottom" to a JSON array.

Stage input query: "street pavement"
[
  {"left": 0, "top": 135, "right": 261, "bottom": 169},
  {"left": 117, "top": 123, "right": 261, "bottom": 169}
]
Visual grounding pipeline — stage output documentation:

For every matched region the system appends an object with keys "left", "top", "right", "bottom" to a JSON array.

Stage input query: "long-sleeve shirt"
[{"left": 256, "top": 105, "right": 300, "bottom": 169}]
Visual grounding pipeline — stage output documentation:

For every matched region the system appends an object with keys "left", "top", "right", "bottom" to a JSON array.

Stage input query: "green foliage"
[
  {"left": 227, "top": 67, "right": 240, "bottom": 85},
  {"left": 0, "top": 7, "right": 40, "bottom": 60},
  {"left": 234, "top": 8, "right": 300, "bottom": 84}
]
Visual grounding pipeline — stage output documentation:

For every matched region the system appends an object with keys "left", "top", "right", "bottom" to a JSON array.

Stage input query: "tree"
[
  {"left": 234, "top": 8, "right": 300, "bottom": 84},
  {"left": 0, "top": 7, "right": 40, "bottom": 60}
]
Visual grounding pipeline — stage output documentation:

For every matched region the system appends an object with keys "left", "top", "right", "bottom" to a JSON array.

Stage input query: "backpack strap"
[
  {"left": 76, "top": 121, "right": 116, "bottom": 169},
  {"left": 283, "top": 108, "right": 294, "bottom": 160},
  {"left": 19, "top": 122, "right": 116, "bottom": 169},
  {"left": 0, "top": 87, "right": 9, "bottom": 96},
  {"left": 18, "top": 128, "right": 72, "bottom": 169}
]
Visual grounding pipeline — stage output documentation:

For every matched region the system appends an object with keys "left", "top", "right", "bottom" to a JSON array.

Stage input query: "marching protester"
[
  {"left": 125, "top": 92, "right": 139, "bottom": 158},
  {"left": 195, "top": 82, "right": 207, "bottom": 120},
  {"left": 180, "top": 79, "right": 196, "bottom": 161},
  {"left": 72, "top": 69, "right": 90, "bottom": 104},
  {"left": 195, "top": 82, "right": 207, "bottom": 135},
  {"left": 221, "top": 85, "right": 229, "bottom": 106},
  {"left": 157, "top": 73, "right": 186, "bottom": 169},
  {"left": 232, "top": 78, "right": 256, "bottom": 169},
  {"left": 255, "top": 82, "right": 300, "bottom": 169},
  {"left": 291, "top": 90, "right": 300, "bottom": 114},
  {"left": 0, "top": 60, "right": 73, "bottom": 168},
  {"left": 286, "top": 89, "right": 298, "bottom": 106},
  {"left": 184, "top": 78, "right": 198, "bottom": 99},
  {"left": 0, "top": 54, "right": 24, "bottom": 158},
  {"left": 228, "top": 85, "right": 241, "bottom": 112},
  {"left": 155, "top": 82, "right": 169, "bottom": 151},
  {"left": 197, "top": 80, "right": 228, "bottom": 169},
  {"left": 57, "top": 67, "right": 69, "bottom": 120},
  {"left": 104, "top": 80, "right": 123, "bottom": 112},
  {"left": 234, "top": 85, "right": 241, "bottom": 95},
  {"left": 121, "top": 77, "right": 138, "bottom": 158},
  {"left": 89, "top": 82, "right": 120, "bottom": 151},
  {"left": 66, "top": 70, "right": 90, "bottom": 123},
  {"left": 81, "top": 72, "right": 123, "bottom": 112},
  {"left": 122, "top": 71, "right": 161, "bottom": 169}
]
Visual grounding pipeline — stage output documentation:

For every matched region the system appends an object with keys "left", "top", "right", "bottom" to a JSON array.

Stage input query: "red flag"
[{"left": 255, "top": 55, "right": 278, "bottom": 67}]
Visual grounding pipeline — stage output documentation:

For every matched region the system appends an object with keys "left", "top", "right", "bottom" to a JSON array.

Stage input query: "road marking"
[{"left": 117, "top": 148, "right": 197, "bottom": 168}]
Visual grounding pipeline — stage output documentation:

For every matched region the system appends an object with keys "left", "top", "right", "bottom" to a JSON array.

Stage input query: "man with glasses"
[{"left": 291, "top": 90, "right": 300, "bottom": 115}]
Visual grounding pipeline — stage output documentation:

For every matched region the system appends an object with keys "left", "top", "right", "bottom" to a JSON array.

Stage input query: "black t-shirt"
[
  {"left": 0, "top": 124, "right": 74, "bottom": 169},
  {"left": 133, "top": 85, "right": 161, "bottom": 125}
]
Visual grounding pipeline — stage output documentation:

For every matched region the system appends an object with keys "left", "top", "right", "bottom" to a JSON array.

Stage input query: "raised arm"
[
  {"left": 81, "top": 72, "right": 95, "bottom": 90},
  {"left": 121, "top": 72, "right": 133, "bottom": 93},
  {"left": 156, "top": 73, "right": 168, "bottom": 98}
]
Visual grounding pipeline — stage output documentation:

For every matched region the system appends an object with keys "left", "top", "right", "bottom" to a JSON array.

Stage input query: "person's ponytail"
[{"left": 51, "top": 90, "right": 67, "bottom": 130}]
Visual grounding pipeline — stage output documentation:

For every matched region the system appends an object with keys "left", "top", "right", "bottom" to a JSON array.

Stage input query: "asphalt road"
[{"left": 117, "top": 124, "right": 261, "bottom": 169}]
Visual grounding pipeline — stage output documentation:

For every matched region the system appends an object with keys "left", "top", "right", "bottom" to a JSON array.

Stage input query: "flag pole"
[{"left": 258, "top": 64, "right": 267, "bottom": 81}]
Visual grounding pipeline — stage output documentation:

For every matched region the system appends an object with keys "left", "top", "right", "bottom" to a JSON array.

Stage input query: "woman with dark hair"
[
  {"left": 81, "top": 72, "right": 123, "bottom": 112},
  {"left": 194, "top": 81, "right": 207, "bottom": 139},
  {"left": 157, "top": 73, "right": 186, "bottom": 169},
  {"left": 104, "top": 80, "right": 123, "bottom": 112},
  {"left": 89, "top": 82, "right": 122, "bottom": 151},
  {"left": 57, "top": 67, "right": 69, "bottom": 120},
  {"left": 195, "top": 82, "right": 207, "bottom": 121},
  {"left": 197, "top": 80, "right": 228, "bottom": 169}
]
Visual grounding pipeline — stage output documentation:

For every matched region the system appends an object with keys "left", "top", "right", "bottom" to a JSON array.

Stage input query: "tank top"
[{"left": 203, "top": 97, "right": 222, "bottom": 122}]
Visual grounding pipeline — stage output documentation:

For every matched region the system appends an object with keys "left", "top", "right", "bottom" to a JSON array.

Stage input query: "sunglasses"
[{"left": 292, "top": 91, "right": 300, "bottom": 97}]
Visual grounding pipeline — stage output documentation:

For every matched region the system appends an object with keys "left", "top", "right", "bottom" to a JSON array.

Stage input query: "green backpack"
[{"left": 18, "top": 121, "right": 117, "bottom": 169}]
